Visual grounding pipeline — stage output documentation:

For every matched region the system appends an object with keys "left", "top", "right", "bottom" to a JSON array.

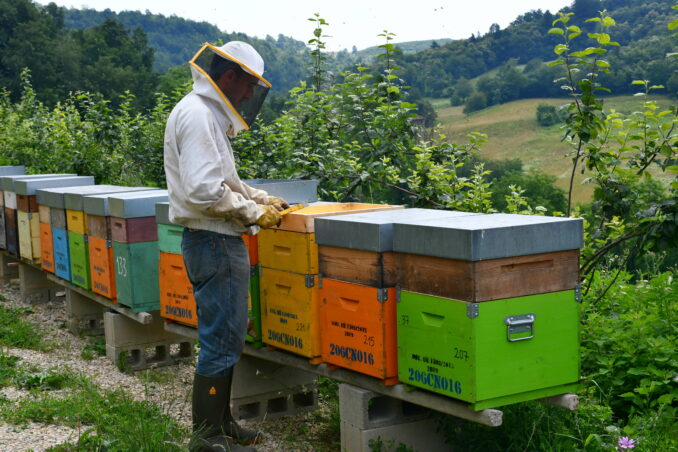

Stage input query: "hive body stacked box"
[
  {"left": 105, "top": 190, "right": 169, "bottom": 312},
  {"left": 390, "top": 213, "right": 583, "bottom": 410}
]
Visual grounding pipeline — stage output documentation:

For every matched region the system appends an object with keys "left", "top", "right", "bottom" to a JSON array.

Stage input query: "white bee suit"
[{"left": 164, "top": 41, "right": 272, "bottom": 236}]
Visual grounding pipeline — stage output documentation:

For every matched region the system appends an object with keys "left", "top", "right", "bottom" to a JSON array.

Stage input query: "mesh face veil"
[{"left": 190, "top": 42, "right": 271, "bottom": 130}]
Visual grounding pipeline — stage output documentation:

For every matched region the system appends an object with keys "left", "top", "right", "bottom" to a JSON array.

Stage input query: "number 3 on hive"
[{"left": 116, "top": 256, "right": 127, "bottom": 277}]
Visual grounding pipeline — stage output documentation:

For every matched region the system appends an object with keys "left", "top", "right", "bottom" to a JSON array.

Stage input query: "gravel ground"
[{"left": 0, "top": 280, "right": 336, "bottom": 452}]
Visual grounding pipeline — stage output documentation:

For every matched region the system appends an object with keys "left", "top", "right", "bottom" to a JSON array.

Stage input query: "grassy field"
[{"left": 430, "top": 95, "right": 675, "bottom": 205}]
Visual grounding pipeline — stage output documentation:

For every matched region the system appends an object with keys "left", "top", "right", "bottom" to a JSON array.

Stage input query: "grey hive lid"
[
  {"left": 13, "top": 176, "right": 95, "bottom": 196},
  {"left": 108, "top": 190, "right": 169, "bottom": 218},
  {"left": 392, "top": 213, "right": 584, "bottom": 261},
  {"left": 155, "top": 202, "right": 172, "bottom": 225},
  {"left": 314, "top": 208, "right": 480, "bottom": 252},
  {"left": 0, "top": 166, "right": 26, "bottom": 177},
  {"left": 82, "top": 189, "right": 161, "bottom": 216},
  {"left": 37, "top": 184, "right": 100, "bottom": 209},
  {"left": 244, "top": 179, "right": 318, "bottom": 204},
  {"left": 0, "top": 173, "right": 76, "bottom": 191},
  {"left": 64, "top": 186, "right": 150, "bottom": 211}
]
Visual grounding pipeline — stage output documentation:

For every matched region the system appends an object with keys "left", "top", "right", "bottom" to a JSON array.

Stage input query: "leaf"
[
  {"left": 547, "top": 60, "right": 565, "bottom": 67},
  {"left": 669, "top": 18, "right": 678, "bottom": 31},
  {"left": 548, "top": 28, "right": 565, "bottom": 35},
  {"left": 596, "top": 60, "right": 610, "bottom": 68},
  {"left": 602, "top": 16, "right": 616, "bottom": 27},
  {"left": 631, "top": 80, "right": 647, "bottom": 85},
  {"left": 555, "top": 44, "right": 569, "bottom": 55}
]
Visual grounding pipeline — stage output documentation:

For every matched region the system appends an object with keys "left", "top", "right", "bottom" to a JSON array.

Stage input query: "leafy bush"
[
  {"left": 463, "top": 91, "right": 488, "bottom": 114},
  {"left": 536, "top": 103, "right": 562, "bottom": 126}
]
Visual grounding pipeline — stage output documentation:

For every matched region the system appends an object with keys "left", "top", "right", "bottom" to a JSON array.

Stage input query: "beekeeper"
[{"left": 164, "top": 41, "right": 288, "bottom": 451}]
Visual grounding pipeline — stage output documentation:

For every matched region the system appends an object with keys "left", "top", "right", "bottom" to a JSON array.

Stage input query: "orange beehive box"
[
  {"left": 159, "top": 251, "right": 198, "bottom": 327},
  {"left": 242, "top": 234, "right": 259, "bottom": 265},
  {"left": 40, "top": 222, "right": 55, "bottom": 273},
  {"left": 88, "top": 236, "right": 117, "bottom": 300},
  {"left": 319, "top": 278, "right": 398, "bottom": 384}
]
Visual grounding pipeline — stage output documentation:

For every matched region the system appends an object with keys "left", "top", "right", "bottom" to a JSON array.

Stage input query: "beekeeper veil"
[{"left": 190, "top": 41, "right": 271, "bottom": 132}]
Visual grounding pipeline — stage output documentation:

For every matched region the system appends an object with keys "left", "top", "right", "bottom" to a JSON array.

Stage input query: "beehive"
[
  {"left": 260, "top": 267, "right": 320, "bottom": 360},
  {"left": 397, "top": 289, "right": 580, "bottom": 410},
  {"left": 113, "top": 240, "right": 160, "bottom": 312},
  {"left": 88, "top": 236, "right": 116, "bottom": 299},
  {"left": 159, "top": 251, "right": 197, "bottom": 326},
  {"left": 319, "top": 278, "right": 398, "bottom": 383}
]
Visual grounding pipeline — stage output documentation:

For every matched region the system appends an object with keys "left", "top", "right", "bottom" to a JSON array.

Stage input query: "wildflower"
[{"left": 618, "top": 437, "right": 635, "bottom": 449}]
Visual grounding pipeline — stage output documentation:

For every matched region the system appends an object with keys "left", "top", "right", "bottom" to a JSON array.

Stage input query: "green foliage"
[
  {"left": 80, "top": 336, "right": 106, "bottom": 361},
  {"left": 0, "top": 305, "right": 45, "bottom": 350},
  {"left": 63, "top": 7, "right": 310, "bottom": 93},
  {"left": 0, "top": 71, "right": 173, "bottom": 186},
  {"left": 536, "top": 103, "right": 563, "bottom": 126},
  {"left": 0, "top": 0, "right": 157, "bottom": 109},
  {"left": 396, "top": 0, "right": 676, "bottom": 100},
  {"left": 549, "top": 9, "right": 678, "bottom": 283},
  {"left": 581, "top": 271, "right": 677, "bottom": 419},
  {"left": 463, "top": 92, "right": 488, "bottom": 114},
  {"left": 0, "top": 353, "right": 21, "bottom": 388}
]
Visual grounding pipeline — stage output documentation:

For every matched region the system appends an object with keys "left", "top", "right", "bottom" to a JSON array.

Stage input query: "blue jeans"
[{"left": 181, "top": 229, "right": 250, "bottom": 376}]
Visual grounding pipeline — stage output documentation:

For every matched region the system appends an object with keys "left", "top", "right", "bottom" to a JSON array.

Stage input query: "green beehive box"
[
  {"left": 397, "top": 290, "right": 580, "bottom": 410},
  {"left": 113, "top": 241, "right": 160, "bottom": 312},
  {"left": 68, "top": 231, "right": 90, "bottom": 290},
  {"left": 246, "top": 265, "right": 262, "bottom": 347},
  {"left": 157, "top": 223, "right": 184, "bottom": 254}
]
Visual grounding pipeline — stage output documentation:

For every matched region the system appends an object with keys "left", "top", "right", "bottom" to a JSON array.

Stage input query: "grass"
[
  {"left": 0, "top": 376, "right": 191, "bottom": 451},
  {"left": 432, "top": 95, "right": 676, "bottom": 205},
  {"left": 0, "top": 305, "right": 47, "bottom": 350},
  {"left": 80, "top": 336, "right": 106, "bottom": 361}
]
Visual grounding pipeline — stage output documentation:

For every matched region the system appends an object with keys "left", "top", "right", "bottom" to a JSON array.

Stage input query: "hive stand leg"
[
  {"left": 104, "top": 312, "right": 194, "bottom": 372},
  {"left": 18, "top": 262, "right": 60, "bottom": 305},
  {"left": 339, "top": 383, "right": 450, "bottom": 452},
  {"left": 65, "top": 288, "right": 104, "bottom": 336},
  {"left": 230, "top": 355, "right": 318, "bottom": 421}
]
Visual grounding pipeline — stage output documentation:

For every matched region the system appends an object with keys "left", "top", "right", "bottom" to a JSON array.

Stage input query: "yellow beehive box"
[
  {"left": 274, "top": 203, "right": 403, "bottom": 233},
  {"left": 258, "top": 229, "right": 318, "bottom": 274},
  {"left": 66, "top": 209, "right": 87, "bottom": 234},
  {"left": 260, "top": 267, "right": 320, "bottom": 361},
  {"left": 18, "top": 211, "right": 41, "bottom": 261}
]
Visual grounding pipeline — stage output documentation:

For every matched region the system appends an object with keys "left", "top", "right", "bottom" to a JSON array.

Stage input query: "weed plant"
[{"left": 0, "top": 305, "right": 46, "bottom": 350}]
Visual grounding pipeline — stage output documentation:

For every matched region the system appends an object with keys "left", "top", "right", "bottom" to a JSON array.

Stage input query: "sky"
[{"left": 49, "top": 0, "right": 574, "bottom": 51}]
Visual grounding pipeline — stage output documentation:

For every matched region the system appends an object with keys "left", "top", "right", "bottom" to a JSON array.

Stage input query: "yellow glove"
[
  {"left": 255, "top": 205, "right": 282, "bottom": 229},
  {"left": 266, "top": 196, "right": 290, "bottom": 212}
]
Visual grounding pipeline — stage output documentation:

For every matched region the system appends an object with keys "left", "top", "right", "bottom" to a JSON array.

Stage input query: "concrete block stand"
[
  {"left": 104, "top": 312, "right": 193, "bottom": 371},
  {"left": 65, "top": 287, "right": 104, "bottom": 336},
  {"left": 339, "top": 383, "right": 449, "bottom": 452},
  {"left": 18, "top": 262, "right": 61, "bottom": 304},
  {"left": 231, "top": 355, "right": 318, "bottom": 421}
]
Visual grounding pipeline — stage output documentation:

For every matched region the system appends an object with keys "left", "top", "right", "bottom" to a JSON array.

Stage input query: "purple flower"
[{"left": 618, "top": 437, "right": 635, "bottom": 449}]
